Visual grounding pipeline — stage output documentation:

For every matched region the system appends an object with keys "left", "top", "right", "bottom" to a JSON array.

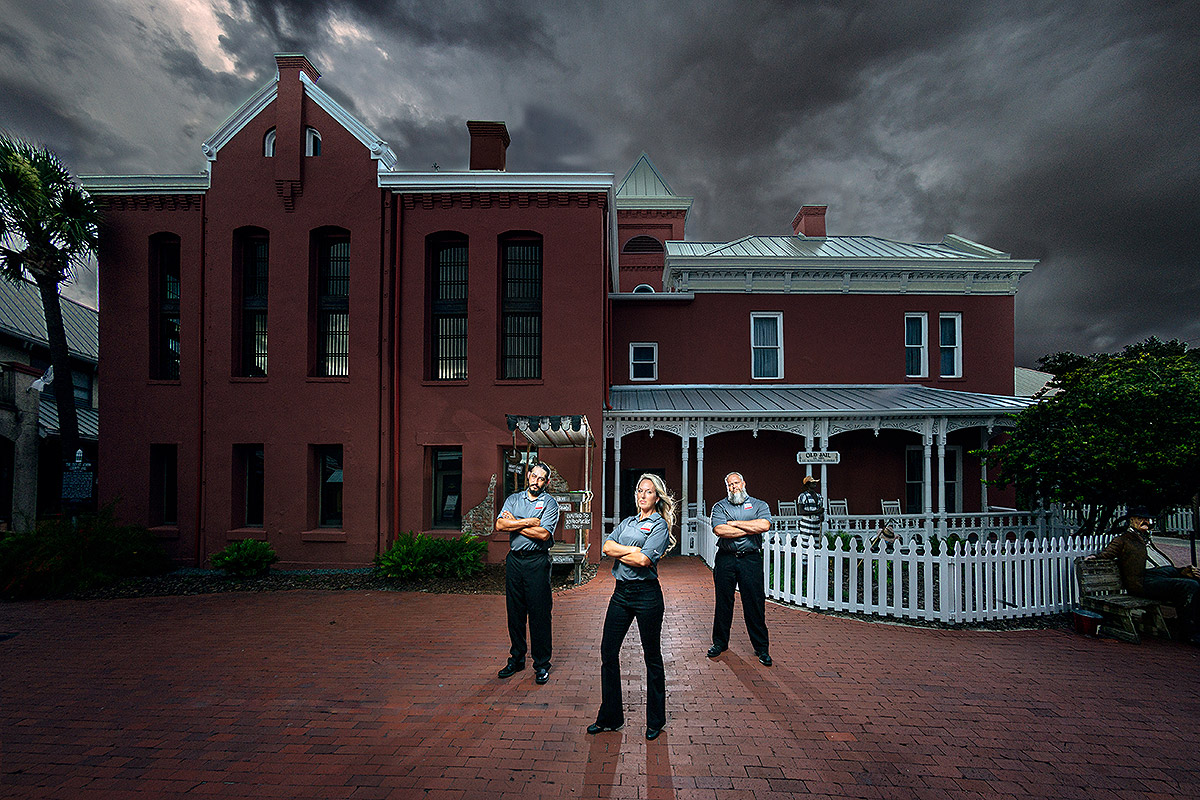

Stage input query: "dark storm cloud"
[{"left": 2, "top": 0, "right": 1197, "bottom": 363}]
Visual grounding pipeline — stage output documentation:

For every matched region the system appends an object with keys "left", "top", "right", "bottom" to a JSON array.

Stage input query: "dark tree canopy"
[{"left": 988, "top": 338, "right": 1200, "bottom": 534}]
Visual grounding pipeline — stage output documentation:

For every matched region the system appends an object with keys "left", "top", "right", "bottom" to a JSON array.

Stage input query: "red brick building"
[{"left": 83, "top": 54, "right": 1036, "bottom": 567}]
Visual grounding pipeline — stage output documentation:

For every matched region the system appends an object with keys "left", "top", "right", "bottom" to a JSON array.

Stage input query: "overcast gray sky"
[{"left": 3, "top": 0, "right": 1197, "bottom": 366}]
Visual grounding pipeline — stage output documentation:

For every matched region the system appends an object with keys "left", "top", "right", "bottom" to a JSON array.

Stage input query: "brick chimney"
[
  {"left": 467, "top": 121, "right": 510, "bottom": 171},
  {"left": 273, "top": 54, "right": 320, "bottom": 210},
  {"left": 791, "top": 205, "right": 827, "bottom": 237}
]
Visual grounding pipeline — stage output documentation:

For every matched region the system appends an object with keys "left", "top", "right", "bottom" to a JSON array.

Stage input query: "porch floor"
[{"left": 2, "top": 556, "right": 1198, "bottom": 799}]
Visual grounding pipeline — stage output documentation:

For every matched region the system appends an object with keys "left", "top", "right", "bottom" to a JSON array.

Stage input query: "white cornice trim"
[
  {"left": 78, "top": 175, "right": 210, "bottom": 194},
  {"left": 380, "top": 172, "right": 614, "bottom": 192},
  {"left": 615, "top": 197, "right": 694, "bottom": 211},
  {"left": 202, "top": 75, "right": 277, "bottom": 162},
  {"left": 298, "top": 72, "right": 397, "bottom": 170}
]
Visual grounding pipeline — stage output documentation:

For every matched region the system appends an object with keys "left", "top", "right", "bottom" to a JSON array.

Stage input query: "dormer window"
[
  {"left": 263, "top": 128, "right": 276, "bottom": 157},
  {"left": 633, "top": 284, "right": 656, "bottom": 294},
  {"left": 305, "top": 127, "right": 322, "bottom": 156}
]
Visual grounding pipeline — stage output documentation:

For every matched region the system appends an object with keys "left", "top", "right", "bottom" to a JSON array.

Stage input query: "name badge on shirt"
[
  {"left": 534, "top": 501, "right": 544, "bottom": 511},
  {"left": 743, "top": 502, "right": 754, "bottom": 510},
  {"left": 640, "top": 523, "right": 653, "bottom": 533}
]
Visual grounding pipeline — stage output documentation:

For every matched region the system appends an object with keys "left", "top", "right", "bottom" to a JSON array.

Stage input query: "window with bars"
[
  {"left": 234, "top": 444, "right": 264, "bottom": 528},
  {"left": 430, "top": 236, "right": 468, "bottom": 380},
  {"left": 500, "top": 237, "right": 542, "bottom": 380},
  {"left": 939, "top": 313, "right": 962, "bottom": 378},
  {"left": 905, "top": 313, "right": 927, "bottom": 378},
  {"left": 750, "top": 312, "right": 783, "bottom": 379},
  {"left": 313, "top": 230, "right": 350, "bottom": 377},
  {"left": 234, "top": 229, "right": 268, "bottom": 377},
  {"left": 149, "top": 444, "right": 178, "bottom": 527},
  {"left": 149, "top": 233, "right": 181, "bottom": 380}
]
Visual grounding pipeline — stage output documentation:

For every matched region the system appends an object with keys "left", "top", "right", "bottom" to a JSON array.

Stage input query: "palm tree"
[{"left": 0, "top": 133, "right": 101, "bottom": 473}]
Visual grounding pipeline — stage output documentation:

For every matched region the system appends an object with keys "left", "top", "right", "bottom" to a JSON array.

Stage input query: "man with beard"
[
  {"left": 495, "top": 461, "right": 560, "bottom": 683},
  {"left": 707, "top": 472, "right": 773, "bottom": 665}
]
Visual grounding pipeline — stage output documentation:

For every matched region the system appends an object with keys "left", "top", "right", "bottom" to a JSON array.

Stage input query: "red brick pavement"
[{"left": 2, "top": 556, "right": 1199, "bottom": 799}]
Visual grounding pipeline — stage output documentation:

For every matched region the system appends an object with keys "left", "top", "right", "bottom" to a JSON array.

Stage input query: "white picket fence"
[{"left": 691, "top": 515, "right": 1105, "bottom": 623}]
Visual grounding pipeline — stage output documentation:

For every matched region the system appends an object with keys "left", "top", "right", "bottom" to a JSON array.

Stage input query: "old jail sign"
[{"left": 796, "top": 451, "right": 841, "bottom": 465}]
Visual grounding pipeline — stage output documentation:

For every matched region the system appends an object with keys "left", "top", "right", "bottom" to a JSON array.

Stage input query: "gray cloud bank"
[{"left": 3, "top": 0, "right": 1197, "bottom": 365}]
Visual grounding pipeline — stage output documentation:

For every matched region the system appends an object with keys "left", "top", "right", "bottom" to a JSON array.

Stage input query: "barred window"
[
  {"left": 150, "top": 233, "right": 181, "bottom": 380},
  {"left": 234, "top": 228, "right": 268, "bottom": 377},
  {"left": 500, "top": 237, "right": 542, "bottom": 380},
  {"left": 313, "top": 231, "right": 349, "bottom": 377},
  {"left": 430, "top": 237, "right": 468, "bottom": 380}
]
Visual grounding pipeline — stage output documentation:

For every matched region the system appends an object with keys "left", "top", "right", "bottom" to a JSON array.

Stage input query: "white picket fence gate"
[{"left": 690, "top": 515, "right": 1106, "bottom": 624}]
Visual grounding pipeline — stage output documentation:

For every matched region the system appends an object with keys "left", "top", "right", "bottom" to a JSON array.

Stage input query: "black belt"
[
  {"left": 719, "top": 549, "right": 762, "bottom": 558},
  {"left": 509, "top": 549, "right": 549, "bottom": 558}
]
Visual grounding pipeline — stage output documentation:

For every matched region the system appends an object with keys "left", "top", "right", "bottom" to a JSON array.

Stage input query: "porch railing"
[{"left": 690, "top": 514, "right": 1106, "bottom": 623}]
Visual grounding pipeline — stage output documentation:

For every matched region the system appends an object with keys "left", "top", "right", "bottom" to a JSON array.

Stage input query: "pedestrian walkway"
[{"left": 2, "top": 556, "right": 1198, "bottom": 799}]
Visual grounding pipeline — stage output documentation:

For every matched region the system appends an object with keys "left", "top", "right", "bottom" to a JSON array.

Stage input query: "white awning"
[{"left": 507, "top": 414, "right": 593, "bottom": 448}]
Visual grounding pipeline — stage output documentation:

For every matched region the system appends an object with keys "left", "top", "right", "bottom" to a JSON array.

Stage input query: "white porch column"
[
  {"left": 818, "top": 420, "right": 830, "bottom": 494},
  {"left": 601, "top": 433, "right": 609, "bottom": 525},
  {"left": 612, "top": 434, "right": 622, "bottom": 528},
  {"left": 923, "top": 432, "right": 933, "bottom": 536},
  {"left": 979, "top": 429, "right": 989, "bottom": 512},
  {"left": 936, "top": 424, "right": 948, "bottom": 536},
  {"left": 696, "top": 425, "right": 706, "bottom": 516},
  {"left": 681, "top": 429, "right": 691, "bottom": 541}
]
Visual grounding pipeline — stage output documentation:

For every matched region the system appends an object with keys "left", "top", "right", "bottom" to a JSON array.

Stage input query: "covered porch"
[{"left": 602, "top": 384, "right": 1033, "bottom": 553}]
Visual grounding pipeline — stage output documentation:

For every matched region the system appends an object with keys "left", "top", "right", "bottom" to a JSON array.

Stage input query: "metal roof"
[
  {"left": 666, "top": 235, "right": 1004, "bottom": 262},
  {"left": 608, "top": 385, "right": 1032, "bottom": 417},
  {"left": 37, "top": 396, "right": 100, "bottom": 441},
  {"left": 0, "top": 278, "right": 99, "bottom": 363}
]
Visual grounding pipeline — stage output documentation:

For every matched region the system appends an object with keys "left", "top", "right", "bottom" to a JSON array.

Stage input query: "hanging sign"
[{"left": 796, "top": 451, "right": 840, "bottom": 465}]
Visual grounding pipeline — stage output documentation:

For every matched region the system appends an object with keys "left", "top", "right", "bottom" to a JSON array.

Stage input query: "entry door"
[{"left": 619, "top": 467, "right": 666, "bottom": 521}]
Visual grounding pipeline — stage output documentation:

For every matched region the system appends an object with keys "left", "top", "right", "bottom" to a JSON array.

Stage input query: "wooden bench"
[{"left": 1074, "top": 557, "right": 1171, "bottom": 644}]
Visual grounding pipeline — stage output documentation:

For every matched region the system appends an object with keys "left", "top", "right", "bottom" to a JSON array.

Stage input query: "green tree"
[
  {"left": 0, "top": 134, "right": 100, "bottom": 470},
  {"left": 986, "top": 338, "right": 1200, "bottom": 534}
]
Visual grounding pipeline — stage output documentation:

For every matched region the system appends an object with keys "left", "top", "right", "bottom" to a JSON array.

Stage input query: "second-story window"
[
  {"left": 430, "top": 236, "right": 468, "bottom": 380},
  {"left": 305, "top": 127, "right": 322, "bottom": 157},
  {"left": 630, "top": 342, "right": 658, "bottom": 381},
  {"left": 750, "top": 312, "right": 783, "bottom": 380},
  {"left": 905, "top": 313, "right": 927, "bottom": 378},
  {"left": 500, "top": 235, "right": 542, "bottom": 380},
  {"left": 312, "top": 229, "right": 350, "bottom": 377},
  {"left": 939, "top": 313, "right": 962, "bottom": 378},
  {"left": 234, "top": 228, "right": 268, "bottom": 377},
  {"left": 149, "top": 233, "right": 181, "bottom": 380}
]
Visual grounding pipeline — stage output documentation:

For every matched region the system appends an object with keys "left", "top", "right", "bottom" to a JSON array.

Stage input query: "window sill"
[
  {"left": 149, "top": 525, "right": 179, "bottom": 539},
  {"left": 227, "top": 527, "right": 267, "bottom": 541},
  {"left": 422, "top": 379, "right": 468, "bottom": 387},
  {"left": 301, "top": 529, "right": 346, "bottom": 542},
  {"left": 230, "top": 376, "right": 268, "bottom": 383},
  {"left": 750, "top": 376, "right": 785, "bottom": 381},
  {"left": 495, "top": 379, "right": 545, "bottom": 386},
  {"left": 305, "top": 376, "right": 350, "bottom": 383},
  {"left": 148, "top": 379, "right": 182, "bottom": 386}
]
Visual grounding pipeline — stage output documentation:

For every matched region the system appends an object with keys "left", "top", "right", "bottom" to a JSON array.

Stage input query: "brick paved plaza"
[{"left": 2, "top": 556, "right": 1198, "bottom": 799}]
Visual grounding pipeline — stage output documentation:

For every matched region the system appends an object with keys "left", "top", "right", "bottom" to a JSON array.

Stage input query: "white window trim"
[
  {"left": 305, "top": 127, "right": 322, "bottom": 157},
  {"left": 905, "top": 312, "right": 928, "bottom": 378},
  {"left": 629, "top": 342, "right": 658, "bottom": 381},
  {"left": 263, "top": 128, "right": 276, "bottom": 157},
  {"left": 939, "top": 312, "right": 963, "bottom": 378},
  {"left": 905, "top": 444, "right": 963, "bottom": 513},
  {"left": 750, "top": 311, "right": 784, "bottom": 380}
]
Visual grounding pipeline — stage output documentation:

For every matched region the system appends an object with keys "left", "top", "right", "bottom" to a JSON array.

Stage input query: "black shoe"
[
  {"left": 757, "top": 652, "right": 773, "bottom": 666},
  {"left": 497, "top": 661, "right": 525, "bottom": 679},
  {"left": 645, "top": 727, "right": 663, "bottom": 740},
  {"left": 587, "top": 722, "right": 624, "bottom": 734},
  {"left": 706, "top": 644, "right": 726, "bottom": 658},
  {"left": 534, "top": 666, "right": 550, "bottom": 684}
]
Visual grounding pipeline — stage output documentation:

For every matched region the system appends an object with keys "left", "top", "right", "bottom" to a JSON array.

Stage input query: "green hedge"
[
  {"left": 376, "top": 531, "right": 487, "bottom": 581},
  {"left": 211, "top": 538, "right": 279, "bottom": 578},
  {"left": 0, "top": 505, "right": 172, "bottom": 599}
]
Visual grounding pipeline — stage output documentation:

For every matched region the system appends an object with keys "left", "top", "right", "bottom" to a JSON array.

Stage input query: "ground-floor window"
[
  {"left": 314, "top": 445, "right": 343, "bottom": 528},
  {"left": 150, "top": 444, "right": 178, "bottom": 526},
  {"left": 431, "top": 447, "right": 462, "bottom": 529},
  {"left": 234, "top": 444, "right": 264, "bottom": 527},
  {"left": 905, "top": 445, "right": 962, "bottom": 513}
]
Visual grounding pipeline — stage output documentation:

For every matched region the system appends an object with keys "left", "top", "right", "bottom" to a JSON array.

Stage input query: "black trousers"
[
  {"left": 596, "top": 579, "right": 666, "bottom": 730},
  {"left": 712, "top": 549, "right": 769, "bottom": 654},
  {"left": 505, "top": 550, "right": 552, "bottom": 669},
  {"left": 1142, "top": 565, "right": 1200, "bottom": 633}
]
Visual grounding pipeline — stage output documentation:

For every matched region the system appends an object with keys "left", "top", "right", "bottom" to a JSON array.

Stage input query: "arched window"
[
  {"left": 305, "top": 127, "right": 322, "bottom": 157},
  {"left": 622, "top": 235, "right": 664, "bottom": 253},
  {"left": 427, "top": 232, "right": 469, "bottom": 380},
  {"left": 633, "top": 284, "right": 656, "bottom": 293},
  {"left": 263, "top": 128, "right": 276, "bottom": 157}
]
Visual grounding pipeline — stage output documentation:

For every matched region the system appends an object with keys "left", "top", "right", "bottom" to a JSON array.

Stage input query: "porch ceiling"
[{"left": 607, "top": 385, "right": 1032, "bottom": 418}]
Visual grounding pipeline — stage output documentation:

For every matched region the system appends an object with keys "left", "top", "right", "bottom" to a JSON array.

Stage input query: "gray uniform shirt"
[
  {"left": 710, "top": 495, "right": 772, "bottom": 554},
  {"left": 498, "top": 491, "right": 559, "bottom": 552},
  {"left": 605, "top": 512, "right": 669, "bottom": 580}
]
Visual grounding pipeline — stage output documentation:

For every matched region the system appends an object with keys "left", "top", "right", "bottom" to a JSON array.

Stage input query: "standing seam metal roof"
[
  {"left": 608, "top": 385, "right": 1031, "bottom": 415},
  {"left": 0, "top": 279, "right": 99, "bottom": 362},
  {"left": 666, "top": 236, "right": 999, "bottom": 261}
]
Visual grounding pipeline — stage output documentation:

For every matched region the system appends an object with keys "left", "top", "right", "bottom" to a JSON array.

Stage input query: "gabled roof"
[
  {"left": 202, "top": 69, "right": 397, "bottom": 170},
  {"left": 0, "top": 278, "right": 98, "bottom": 363},
  {"left": 608, "top": 384, "right": 1032, "bottom": 417},
  {"left": 616, "top": 153, "right": 693, "bottom": 212},
  {"left": 1014, "top": 367, "right": 1060, "bottom": 398}
]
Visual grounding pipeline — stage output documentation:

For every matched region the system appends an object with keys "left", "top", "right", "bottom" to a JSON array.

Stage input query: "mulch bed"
[{"left": 73, "top": 562, "right": 599, "bottom": 600}]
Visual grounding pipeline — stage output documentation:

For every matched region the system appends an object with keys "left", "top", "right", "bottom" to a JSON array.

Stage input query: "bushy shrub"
[
  {"left": 376, "top": 531, "right": 486, "bottom": 581},
  {"left": 211, "top": 538, "right": 278, "bottom": 578},
  {"left": 0, "top": 504, "right": 172, "bottom": 599}
]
